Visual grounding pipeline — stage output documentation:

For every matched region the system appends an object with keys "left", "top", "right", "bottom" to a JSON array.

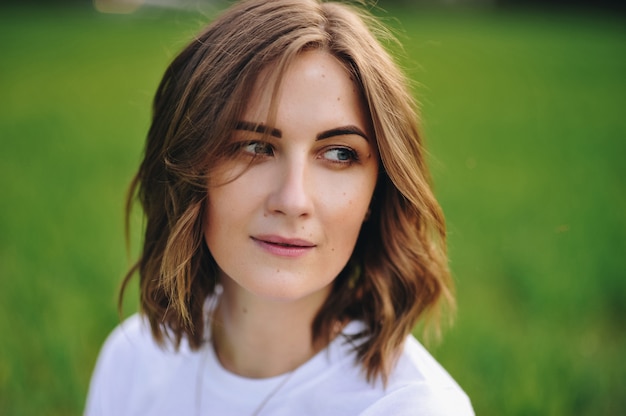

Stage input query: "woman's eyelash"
[
  {"left": 322, "top": 147, "right": 359, "bottom": 164},
  {"left": 231, "top": 140, "right": 360, "bottom": 165},
  {"left": 240, "top": 141, "right": 274, "bottom": 156}
]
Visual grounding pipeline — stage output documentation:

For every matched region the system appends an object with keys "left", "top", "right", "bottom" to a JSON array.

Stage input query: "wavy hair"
[{"left": 121, "top": 0, "right": 455, "bottom": 384}]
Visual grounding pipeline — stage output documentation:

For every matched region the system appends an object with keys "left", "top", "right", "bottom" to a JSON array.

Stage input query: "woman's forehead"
[{"left": 240, "top": 51, "right": 371, "bottom": 130}]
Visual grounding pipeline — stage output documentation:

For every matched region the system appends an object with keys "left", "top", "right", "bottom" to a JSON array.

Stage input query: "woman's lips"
[{"left": 251, "top": 235, "right": 316, "bottom": 258}]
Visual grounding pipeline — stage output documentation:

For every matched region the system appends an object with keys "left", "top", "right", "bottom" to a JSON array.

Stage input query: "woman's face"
[{"left": 204, "top": 50, "right": 378, "bottom": 303}]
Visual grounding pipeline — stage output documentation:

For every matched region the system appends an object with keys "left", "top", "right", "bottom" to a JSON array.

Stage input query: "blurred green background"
[{"left": 0, "top": 1, "right": 624, "bottom": 415}]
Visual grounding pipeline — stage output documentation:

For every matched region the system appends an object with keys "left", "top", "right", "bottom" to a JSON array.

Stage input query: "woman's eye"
[
  {"left": 243, "top": 141, "right": 274, "bottom": 156},
  {"left": 323, "top": 147, "right": 358, "bottom": 163}
]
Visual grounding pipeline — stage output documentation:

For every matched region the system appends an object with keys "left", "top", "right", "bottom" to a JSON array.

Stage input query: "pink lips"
[{"left": 252, "top": 235, "right": 315, "bottom": 258}]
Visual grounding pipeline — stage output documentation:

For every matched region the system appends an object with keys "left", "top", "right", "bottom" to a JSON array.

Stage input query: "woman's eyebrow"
[
  {"left": 317, "top": 126, "right": 369, "bottom": 142},
  {"left": 235, "top": 122, "right": 369, "bottom": 142},
  {"left": 235, "top": 121, "right": 282, "bottom": 138}
]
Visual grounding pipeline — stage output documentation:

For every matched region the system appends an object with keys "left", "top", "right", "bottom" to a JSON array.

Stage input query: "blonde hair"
[{"left": 122, "top": 0, "right": 454, "bottom": 384}]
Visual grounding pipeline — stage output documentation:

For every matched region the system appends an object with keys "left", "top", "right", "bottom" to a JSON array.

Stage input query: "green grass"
[
  {"left": 394, "top": 10, "right": 626, "bottom": 415},
  {"left": 1, "top": 5, "right": 624, "bottom": 415}
]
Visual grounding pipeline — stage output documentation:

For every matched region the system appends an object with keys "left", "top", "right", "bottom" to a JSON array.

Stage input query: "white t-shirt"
[{"left": 85, "top": 314, "right": 474, "bottom": 415}]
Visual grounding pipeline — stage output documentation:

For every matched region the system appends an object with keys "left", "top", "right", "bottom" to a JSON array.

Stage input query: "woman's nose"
[{"left": 265, "top": 158, "right": 314, "bottom": 218}]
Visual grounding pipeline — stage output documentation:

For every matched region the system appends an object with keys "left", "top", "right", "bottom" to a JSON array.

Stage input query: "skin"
[{"left": 203, "top": 50, "right": 379, "bottom": 378}]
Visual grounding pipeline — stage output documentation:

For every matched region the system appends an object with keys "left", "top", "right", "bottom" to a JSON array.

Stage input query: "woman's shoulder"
[
  {"left": 312, "top": 324, "right": 474, "bottom": 415},
  {"left": 91, "top": 313, "right": 197, "bottom": 380},
  {"left": 360, "top": 381, "right": 474, "bottom": 416},
  {"left": 95, "top": 314, "right": 180, "bottom": 363},
  {"left": 366, "top": 335, "right": 474, "bottom": 416},
  {"left": 85, "top": 314, "right": 195, "bottom": 415},
  {"left": 100, "top": 313, "right": 152, "bottom": 350}
]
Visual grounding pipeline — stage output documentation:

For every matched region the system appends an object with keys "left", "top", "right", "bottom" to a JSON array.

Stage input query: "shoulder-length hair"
[{"left": 121, "top": 0, "right": 454, "bottom": 384}]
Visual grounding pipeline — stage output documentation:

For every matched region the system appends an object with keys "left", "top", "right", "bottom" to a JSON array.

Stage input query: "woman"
[{"left": 86, "top": 0, "right": 474, "bottom": 414}]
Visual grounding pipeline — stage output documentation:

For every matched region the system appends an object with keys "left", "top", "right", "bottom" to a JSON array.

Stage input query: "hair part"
[{"left": 121, "top": 0, "right": 454, "bottom": 385}]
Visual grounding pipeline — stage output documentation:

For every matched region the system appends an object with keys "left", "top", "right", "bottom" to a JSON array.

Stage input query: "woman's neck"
[{"left": 211, "top": 278, "right": 332, "bottom": 378}]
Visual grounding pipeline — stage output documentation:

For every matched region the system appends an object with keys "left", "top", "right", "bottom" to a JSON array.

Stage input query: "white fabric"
[{"left": 85, "top": 314, "right": 474, "bottom": 415}]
